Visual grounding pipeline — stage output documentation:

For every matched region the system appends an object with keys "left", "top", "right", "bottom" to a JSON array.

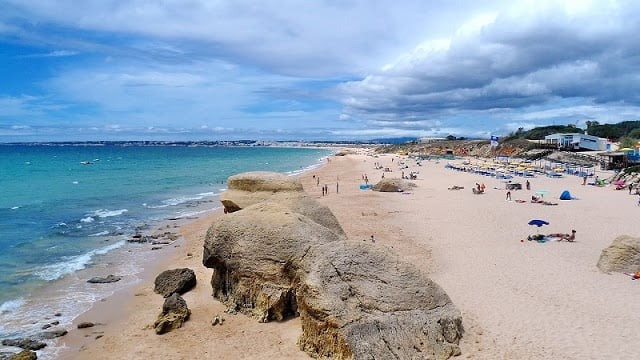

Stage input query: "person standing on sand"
[
  {"left": 506, "top": 190, "right": 511, "bottom": 201},
  {"left": 526, "top": 180, "right": 530, "bottom": 190},
  {"left": 583, "top": 175, "right": 587, "bottom": 185}
]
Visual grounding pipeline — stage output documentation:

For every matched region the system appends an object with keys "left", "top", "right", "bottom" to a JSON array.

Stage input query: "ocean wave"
[
  {"left": 34, "top": 240, "right": 126, "bottom": 281},
  {"left": 10, "top": 206, "right": 21, "bottom": 210},
  {"left": 80, "top": 216, "right": 94, "bottom": 223},
  {"left": 88, "top": 231, "right": 110, "bottom": 237},
  {"left": 90, "top": 209, "right": 128, "bottom": 218},
  {"left": 0, "top": 298, "right": 25, "bottom": 315},
  {"left": 146, "top": 192, "right": 217, "bottom": 208}
]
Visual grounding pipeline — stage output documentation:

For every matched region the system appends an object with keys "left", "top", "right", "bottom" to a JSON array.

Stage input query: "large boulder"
[
  {"left": 296, "top": 242, "right": 463, "bottom": 360},
  {"left": 597, "top": 235, "right": 640, "bottom": 273},
  {"left": 371, "top": 178, "right": 415, "bottom": 192},
  {"left": 220, "top": 172, "right": 303, "bottom": 212},
  {"left": 7, "top": 350, "right": 37, "bottom": 360},
  {"left": 203, "top": 201, "right": 344, "bottom": 322},
  {"left": 154, "top": 293, "right": 191, "bottom": 335},
  {"left": 154, "top": 268, "right": 197, "bottom": 298},
  {"left": 220, "top": 172, "right": 345, "bottom": 236}
]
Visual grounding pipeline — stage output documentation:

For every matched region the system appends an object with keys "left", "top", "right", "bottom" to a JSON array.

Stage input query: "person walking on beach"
[
  {"left": 526, "top": 180, "right": 530, "bottom": 190},
  {"left": 506, "top": 190, "right": 511, "bottom": 201},
  {"left": 583, "top": 175, "right": 588, "bottom": 185}
]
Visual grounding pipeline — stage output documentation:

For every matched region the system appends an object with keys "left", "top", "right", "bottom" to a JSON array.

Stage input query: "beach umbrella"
[
  {"left": 528, "top": 219, "right": 549, "bottom": 227},
  {"left": 535, "top": 189, "right": 549, "bottom": 197},
  {"left": 528, "top": 219, "right": 549, "bottom": 234}
]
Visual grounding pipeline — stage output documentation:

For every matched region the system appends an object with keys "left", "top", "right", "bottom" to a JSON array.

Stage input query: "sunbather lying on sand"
[
  {"left": 448, "top": 185, "right": 464, "bottom": 190},
  {"left": 547, "top": 230, "right": 576, "bottom": 242}
]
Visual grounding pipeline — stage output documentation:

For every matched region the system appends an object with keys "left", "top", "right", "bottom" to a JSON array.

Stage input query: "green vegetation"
[{"left": 502, "top": 120, "right": 640, "bottom": 143}]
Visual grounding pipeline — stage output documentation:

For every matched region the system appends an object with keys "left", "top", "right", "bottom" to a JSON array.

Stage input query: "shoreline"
[{"left": 55, "top": 150, "right": 640, "bottom": 359}]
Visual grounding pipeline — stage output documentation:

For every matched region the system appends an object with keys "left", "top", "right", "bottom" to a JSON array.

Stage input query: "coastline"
[{"left": 59, "top": 150, "right": 640, "bottom": 359}]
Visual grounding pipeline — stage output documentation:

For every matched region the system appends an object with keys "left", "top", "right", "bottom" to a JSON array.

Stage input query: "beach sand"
[{"left": 59, "top": 151, "right": 640, "bottom": 359}]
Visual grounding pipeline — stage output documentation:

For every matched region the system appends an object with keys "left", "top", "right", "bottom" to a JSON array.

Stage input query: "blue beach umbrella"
[
  {"left": 528, "top": 219, "right": 549, "bottom": 234},
  {"left": 528, "top": 219, "right": 549, "bottom": 227}
]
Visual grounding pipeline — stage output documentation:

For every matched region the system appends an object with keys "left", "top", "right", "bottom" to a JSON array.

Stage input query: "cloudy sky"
[{"left": 1, "top": 0, "right": 639, "bottom": 141}]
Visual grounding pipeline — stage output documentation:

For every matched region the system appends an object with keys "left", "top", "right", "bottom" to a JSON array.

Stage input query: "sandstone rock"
[
  {"left": 296, "top": 241, "right": 463, "bottom": 360},
  {"left": 154, "top": 268, "right": 197, "bottom": 298},
  {"left": 203, "top": 202, "right": 344, "bottom": 322},
  {"left": 7, "top": 350, "right": 37, "bottom": 360},
  {"left": 77, "top": 322, "right": 95, "bottom": 329},
  {"left": 371, "top": 178, "right": 415, "bottom": 192},
  {"left": 1, "top": 338, "right": 46, "bottom": 351},
  {"left": 154, "top": 293, "right": 191, "bottom": 335},
  {"left": 87, "top": 275, "right": 121, "bottom": 284},
  {"left": 597, "top": 235, "right": 640, "bottom": 273},
  {"left": 219, "top": 172, "right": 345, "bottom": 236}
]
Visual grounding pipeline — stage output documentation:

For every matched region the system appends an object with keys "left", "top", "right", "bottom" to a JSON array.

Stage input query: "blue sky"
[{"left": 1, "top": 0, "right": 640, "bottom": 142}]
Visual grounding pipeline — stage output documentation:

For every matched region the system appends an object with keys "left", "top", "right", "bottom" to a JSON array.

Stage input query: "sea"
[{"left": 0, "top": 144, "right": 331, "bottom": 358}]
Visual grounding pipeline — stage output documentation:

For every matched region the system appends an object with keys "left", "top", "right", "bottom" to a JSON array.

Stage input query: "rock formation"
[
  {"left": 203, "top": 171, "right": 463, "bottom": 359},
  {"left": 154, "top": 293, "right": 191, "bottom": 335},
  {"left": 203, "top": 201, "right": 344, "bottom": 322},
  {"left": 7, "top": 349, "right": 37, "bottom": 360},
  {"left": 87, "top": 275, "right": 121, "bottom": 283},
  {"left": 296, "top": 242, "right": 462, "bottom": 359},
  {"left": 371, "top": 178, "right": 415, "bottom": 192},
  {"left": 154, "top": 268, "right": 197, "bottom": 297},
  {"left": 597, "top": 235, "right": 640, "bottom": 273},
  {"left": 219, "top": 172, "right": 344, "bottom": 236}
]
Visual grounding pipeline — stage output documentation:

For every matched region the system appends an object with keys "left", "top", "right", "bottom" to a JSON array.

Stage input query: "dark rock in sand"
[
  {"left": 39, "top": 329, "right": 67, "bottom": 339},
  {"left": 77, "top": 322, "right": 95, "bottom": 329},
  {"left": 154, "top": 268, "right": 196, "bottom": 298},
  {"left": 203, "top": 201, "right": 343, "bottom": 322},
  {"left": 1, "top": 338, "right": 46, "bottom": 351},
  {"left": 597, "top": 235, "right": 640, "bottom": 273},
  {"left": 87, "top": 275, "right": 121, "bottom": 284},
  {"left": 7, "top": 349, "right": 37, "bottom": 360},
  {"left": 154, "top": 293, "right": 191, "bottom": 335}
]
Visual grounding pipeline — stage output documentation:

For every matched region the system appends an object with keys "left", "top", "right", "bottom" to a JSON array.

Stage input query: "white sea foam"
[
  {"left": 91, "top": 209, "right": 128, "bottom": 218},
  {"left": 0, "top": 298, "right": 25, "bottom": 314},
  {"left": 80, "top": 217, "right": 94, "bottom": 223},
  {"left": 147, "top": 192, "right": 217, "bottom": 208},
  {"left": 34, "top": 240, "right": 126, "bottom": 281},
  {"left": 10, "top": 206, "right": 21, "bottom": 210},
  {"left": 88, "top": 231, "right": 110, "bottom": 237}
]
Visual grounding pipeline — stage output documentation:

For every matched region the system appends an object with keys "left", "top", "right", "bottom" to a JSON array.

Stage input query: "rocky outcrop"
[
  {"left": 597, "top": 235, "right": 640, "bottom": 273},
  {"left": 203, "top": 201, "right": 344, "bottom": 322},
  {"left": 154, "top": 268, "right": 197, "bottom": 298},
  {"left": 87, "top": 275, "right": 121, "bottom": 284},
  {"left": 1, "top": 339, "right": 46, "bottom": 351},
  {"left": 296, "top": 242, "right": 462, "bottom": 359},
  {"left": 7, "top": 350, "right": 37, "bottom": 360},
  {"left": 203, "top": 171, "right": 463, "bottom": 358},
  {"left": 220, "top": 171, "right": 303, "bottom": 212},
  {"left": 154, "top": 293, "right": 191, "bottom": 335},
  {"left": 371, "top": 178, "right": 415, "bottom": 192}
]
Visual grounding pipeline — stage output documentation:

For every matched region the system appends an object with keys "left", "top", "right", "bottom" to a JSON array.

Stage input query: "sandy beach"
[{"left": 59, "top": 151, "right": 640, "bottom": 359}]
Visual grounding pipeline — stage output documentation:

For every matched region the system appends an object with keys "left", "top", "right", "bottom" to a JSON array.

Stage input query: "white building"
[{"left": 544, "top": 133, "right": 611, "bottom": 151}]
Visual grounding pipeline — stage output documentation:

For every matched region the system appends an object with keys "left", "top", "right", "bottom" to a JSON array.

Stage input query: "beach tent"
[{"left": 559, "top": 190, "right": 572, "bottom": 200}]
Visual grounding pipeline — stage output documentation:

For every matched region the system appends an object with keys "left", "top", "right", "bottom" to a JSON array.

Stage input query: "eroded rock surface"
[
  {"left": 154, "top": 293, "right": 191, "bottom": 335},
  {"left": 597, "top": 235, "right": 640, "bottom": 273},
  {"left": 203, "top": 171, "right": 463, "bottom": 359},
  {"left": 371, "top": 178, "right": 415, "bottom": 192}
]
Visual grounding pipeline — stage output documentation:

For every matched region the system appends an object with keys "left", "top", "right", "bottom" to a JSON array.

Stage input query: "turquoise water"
[{"left": 0, "top": 144, "right": 330, "bottom": 353}]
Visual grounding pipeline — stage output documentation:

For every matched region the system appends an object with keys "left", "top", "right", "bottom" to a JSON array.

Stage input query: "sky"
[{"left": 1, "top": 0, "right": 640, "bottom": 142}]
